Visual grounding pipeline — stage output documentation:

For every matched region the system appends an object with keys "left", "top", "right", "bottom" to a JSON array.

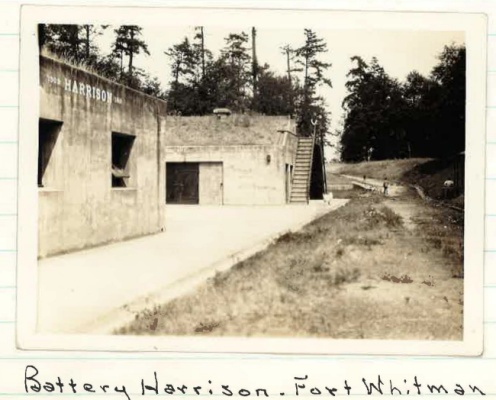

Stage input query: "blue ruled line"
[{"left": 0, "top": 105, "right": 18, "bottom": 108}]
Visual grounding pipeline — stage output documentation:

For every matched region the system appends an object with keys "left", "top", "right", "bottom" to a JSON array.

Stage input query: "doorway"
[{"left": 166, "top": 163, "right": 199, "bottom": 204}]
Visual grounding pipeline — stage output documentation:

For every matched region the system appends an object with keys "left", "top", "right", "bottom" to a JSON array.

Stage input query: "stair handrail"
[
  {"left": 306, "top": 131, "right": 316, "bottom": 204},
  {"left": 320, "top": 130, "right": 327, "bottom": 195}
]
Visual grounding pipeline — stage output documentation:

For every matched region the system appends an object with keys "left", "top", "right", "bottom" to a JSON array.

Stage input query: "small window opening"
[
  {"left": 112, "top": 132, "right": 135, "bottom": 187},
  {"left": 38, "top": 118, "right": 62, "bottom": 188}
]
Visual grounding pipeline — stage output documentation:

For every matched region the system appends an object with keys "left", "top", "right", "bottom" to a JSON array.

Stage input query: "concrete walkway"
[{"left": 37, "top": 200, "right": 348, "bottom": 334}]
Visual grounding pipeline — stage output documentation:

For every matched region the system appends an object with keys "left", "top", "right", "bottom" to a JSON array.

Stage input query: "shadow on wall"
[{"left": 310, "top": 143, "right": 325, "bottom": 200}]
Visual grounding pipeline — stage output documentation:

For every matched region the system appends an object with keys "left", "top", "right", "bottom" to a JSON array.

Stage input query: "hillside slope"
[{"left": 331, "top": 158, "right": 463, "bottom": 206}]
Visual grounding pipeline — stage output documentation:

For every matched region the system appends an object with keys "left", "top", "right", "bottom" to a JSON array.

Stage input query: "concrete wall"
[
  {"left": 166, "top": 142, "right": 296, "bottom": 205},
  {"left": 38, "top": 56, "right": 167, "bottom": 258},
  {"left": 164, "top": 116, "right": 298, "bottom": 205}
]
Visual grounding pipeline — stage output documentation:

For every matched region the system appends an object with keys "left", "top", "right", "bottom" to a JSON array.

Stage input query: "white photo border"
[{"left": 17, "top": 3, "right": 487, "bottom": 355}]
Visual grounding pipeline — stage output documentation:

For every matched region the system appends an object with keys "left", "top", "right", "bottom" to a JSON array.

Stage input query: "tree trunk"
[
  {"left": 285, "top": 48, "right": 292, "bottom": 86},
  {"left": 285, "top": 48, "right": 294, "bottom": 116},
  {"left": 70, "top": 25, "right": 79, "bottom": 63},
  {"left": 85, "top": 25, "right": 90, "bottom": 59},
  {"left": 200, "top": 27, "right": 205, "bottom": 79},
  {"left": 128, "top": 29, "right": 134, "bottom": 84},
  {"left": 120, "top": 50, "right": 124, "bottom": 80},
  {"left": 251, "top": 27, "right": 258, "bottom": 97}
]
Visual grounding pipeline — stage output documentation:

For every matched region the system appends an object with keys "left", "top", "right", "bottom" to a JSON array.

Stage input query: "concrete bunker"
[
  {"left": 38, "top": 56, "right": 327, "bottom": 259},
  {"left": 164, "top": 115, "right": 304, "bottom": 206},
  {"left": 38, "top": 55, "right": 167, "bottom": 258}
]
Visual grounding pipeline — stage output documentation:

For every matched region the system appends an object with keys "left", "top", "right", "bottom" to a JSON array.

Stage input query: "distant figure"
[
  {"left": 383, "top": 177, "right": 389, "bottom": 196},
  {"left": 363, "top": 175, "right": 367, "bottom": 181}
]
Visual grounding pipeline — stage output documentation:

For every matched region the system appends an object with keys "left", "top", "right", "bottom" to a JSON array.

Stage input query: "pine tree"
[
  {"left": 220, "top": 32, "right": 251, "bottom": 111},
  {"left": 294, "top": 29, "right": 332, "bottom": 136},
  {"left": 251, "top": 27, "right": 259, "bottom": 97},
  {"left": 280, "top": 44, "right": 300, "bottom": 116},
  {"left": 112, "top": 25, "right": 150, "bottom": 85},
  {"left": 165, "top": 37, "right": 197, "bottom": 112}
]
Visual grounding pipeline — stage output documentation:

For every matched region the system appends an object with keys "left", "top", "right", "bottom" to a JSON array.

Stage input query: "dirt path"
[
  {"left": 341, "top": 173, "right": 418, "bottom": 230},
  {"left": 384, "top": 197, "right": 418, "bottom": 231}
]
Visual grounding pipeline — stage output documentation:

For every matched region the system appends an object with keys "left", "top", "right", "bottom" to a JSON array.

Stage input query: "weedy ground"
[{"left": 116, "top": 187, "right": 463, "bottom": 340}]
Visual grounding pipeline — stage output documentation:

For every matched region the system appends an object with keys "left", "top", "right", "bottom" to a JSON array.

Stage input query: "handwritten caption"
[{"left": 24, "top": 366, "right": 486, "bottom": 400}]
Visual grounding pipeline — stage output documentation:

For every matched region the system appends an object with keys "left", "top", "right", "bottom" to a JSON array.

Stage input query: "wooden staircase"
[{"left": 290, "top": 136, "right": 315, "bottom": 204}]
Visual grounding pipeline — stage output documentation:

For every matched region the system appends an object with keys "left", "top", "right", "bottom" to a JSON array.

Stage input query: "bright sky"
[{"left": 96, "top": 27, "right": 464, "bottom": 158}]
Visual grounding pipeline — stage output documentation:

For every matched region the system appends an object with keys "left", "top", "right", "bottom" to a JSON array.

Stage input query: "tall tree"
[
  {"left": 294, "top": 29, "right": 332, "bottom": 136},
  {"left": 220, "top": 31, "right": 251, "bottom": 111},
  {"left": 194, "top": 27, "right": 206, "bottom": 79},
  {"left": 252, "top": 63, "right": 293, "bottom": 115},
  {"left": 165, "top": 37, "right": 197, "bottom": 112},
  {"left": 251, "top": 27, "right": 259, "bottom": 97},
  {"left": 341, "top": 56, "right": 407, "bottom": 161},
  {"left": 430, "top": 44, "right": 466, "bottom": 156},
  {"left": 82, "top": 25, "right": 108, "bottom": 61},
  {"left": 40, "top": 25, "right": 84, "bottom": 62},
  {"left": 280, "top": 44, "right": 300, "bottom": 116},
  {"left": 112, "top": 25, "right": 150, "bottom": 85},
  {"left": 340, "top": 45, "right": 465, "bottom": 162}
]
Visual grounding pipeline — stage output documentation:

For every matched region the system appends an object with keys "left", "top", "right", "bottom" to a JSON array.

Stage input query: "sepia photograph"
[{"left": 16, "top": 6, "right": 486, "bottom": 354}]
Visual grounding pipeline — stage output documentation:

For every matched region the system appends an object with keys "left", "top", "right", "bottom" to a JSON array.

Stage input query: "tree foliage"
[
  {"left": 294, "top": 29, "right": 332, "bottom": 137},
  {"left": 340, "top": 45, "right": 465, "bottom": 161},
  {"left": 39, "top": 24, "right": 164, "bottom": 97},
  {"left": 112, "top": 26, "right": 150, "bottom": 85}
]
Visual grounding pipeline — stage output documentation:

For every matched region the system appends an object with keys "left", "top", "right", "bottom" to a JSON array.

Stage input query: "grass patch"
[
  {"left": 332, "top": 158, "right": 464, "bottom": 207},
  {"left": 116, "top": 192, "right": 462, "bottom": 340},
  {"left": 333, "top": 159, "right": 432, "bottom": 184}
]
